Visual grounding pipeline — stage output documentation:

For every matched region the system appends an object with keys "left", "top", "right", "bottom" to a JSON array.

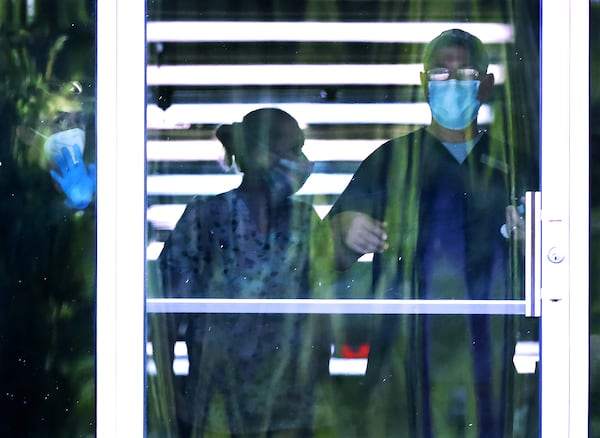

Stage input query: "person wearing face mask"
[
  {"left": 325, "top": 30, "right": 529, "bottom": 437},
  {"left": 155, "top": 108, "right": 334, "bottom": 437},
  {"left": 45, "top": 116, "right": 96, "bottom": 210},
  {"left": 17, "top": 92, "right": 96, "bottom": 210}
]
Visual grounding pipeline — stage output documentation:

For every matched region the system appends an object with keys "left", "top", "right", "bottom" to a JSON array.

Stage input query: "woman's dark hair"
[{"left": 216, "top": 108, "right": 304, "bottom": 170}]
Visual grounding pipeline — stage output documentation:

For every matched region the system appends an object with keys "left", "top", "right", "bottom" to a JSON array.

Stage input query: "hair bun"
[{"left": 216, "top": 124, "right": 234, "bottom": 146}]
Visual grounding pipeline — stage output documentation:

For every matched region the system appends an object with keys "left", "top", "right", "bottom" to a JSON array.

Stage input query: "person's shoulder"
[
  {"left": 286, "top": 196, "right": 320, "bottom": 222},
  {"left": 186, "top": 191, "right": 233, "bottom": 208},
  {"left": 378, "top": 127, "right": 426, "bottom": 150},
  {"left": 290, "top": 194, "right": 314, "bottom": 209},
  {"left": 177, "top": 191, "right": 235, "bottom": 225},
  {"left": 360, "top": 127, "right": 426, "bottom": 166},
  {"left": 361, "top": 128, "right": 428, "bottom": 169}
]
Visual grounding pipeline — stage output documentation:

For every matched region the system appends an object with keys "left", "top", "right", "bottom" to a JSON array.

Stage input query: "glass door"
[{"left": 96, "top": 0, "right": 589, "bottom": 436}]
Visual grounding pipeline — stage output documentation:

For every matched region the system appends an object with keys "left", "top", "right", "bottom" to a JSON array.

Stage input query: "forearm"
[{"left": 329, "top": 216, "right": 363, "bottom": 271}]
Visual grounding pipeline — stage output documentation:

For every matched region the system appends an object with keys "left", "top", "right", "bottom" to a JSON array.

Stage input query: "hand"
[
  {"left": 334, "top": 211, "right": 388, "bottom": 254},
  {"left": 50, "top": 145, "right": 96, "bottom": 209},
  {"left": 503, "top": 203, "right": 525, "bottom": 241}
]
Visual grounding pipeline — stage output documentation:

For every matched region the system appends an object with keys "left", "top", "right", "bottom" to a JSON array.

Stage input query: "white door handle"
[{"left": 525, "top": 191, "right": 542, "bottom": 317}]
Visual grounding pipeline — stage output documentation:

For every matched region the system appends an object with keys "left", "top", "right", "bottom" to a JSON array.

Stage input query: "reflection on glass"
[
  {"left": 328, "top": 28, "right": 520, "bottom": 295},
  {"left": 325, "top": 28, "right": 533, "bottom": 438},
  {"left": 150, "top": 108, "right": 333, "bottom": 436},
  {"left": 146, "top": 2, "right": 540, "bottom": 437},
  {"left": 0, "top": 2, "right": 96, "bottom": 436}
]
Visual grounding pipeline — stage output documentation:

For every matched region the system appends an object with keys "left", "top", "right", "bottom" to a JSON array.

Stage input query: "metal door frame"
[
  {"left": 95, "top": 1, "right": 589, "bottom": 436},
  {"left": 540, "top": 1, "right": 589, "bottom": 436}
]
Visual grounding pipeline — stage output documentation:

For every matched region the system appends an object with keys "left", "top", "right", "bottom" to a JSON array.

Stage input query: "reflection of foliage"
[
  {"left": 0, "top": 2, "right": 96, "bottom": 436},
  {"left": 0, "top": 0, "right": 95, "bottom": 161},
  {"left": 22, "top": 36, "right": 70, "bottom": 122},
  {"left": 0, "top": 32, "right": 80, "bottom": 167},
  {"left": 0, "top": 0, "right": 92, "bottom": 32}
]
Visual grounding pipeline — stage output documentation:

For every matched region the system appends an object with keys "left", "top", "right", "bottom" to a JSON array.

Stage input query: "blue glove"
[{"left": 50, "top": 145, "right": 96, "bottom": 209}]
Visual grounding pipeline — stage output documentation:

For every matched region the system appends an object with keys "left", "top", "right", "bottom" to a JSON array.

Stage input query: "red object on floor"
[{"left": 341, "top": 343, "right": 370, "bottom": 358}]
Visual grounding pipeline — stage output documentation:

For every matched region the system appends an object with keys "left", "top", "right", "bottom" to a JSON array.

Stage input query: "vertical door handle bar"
[{"left": 525, "top": 191, "right": 542, "bottom": 317}]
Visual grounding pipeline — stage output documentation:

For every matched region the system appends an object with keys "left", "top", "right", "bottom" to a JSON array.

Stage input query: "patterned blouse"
[{"left": 158, "top": 189, "right": 331, "bottom": 434}]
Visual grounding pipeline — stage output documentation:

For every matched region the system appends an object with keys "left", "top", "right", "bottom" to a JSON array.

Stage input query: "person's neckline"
[{"left": 424, "top": 124, "right": 485, "bottom": 143}]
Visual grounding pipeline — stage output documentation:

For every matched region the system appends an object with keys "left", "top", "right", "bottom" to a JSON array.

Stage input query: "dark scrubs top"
[
  {"left": 329, "top": 127, "right": 511, "bottom": 300},
  {"left": 328, "top": 127, "right": 519, "bottom": 438}
]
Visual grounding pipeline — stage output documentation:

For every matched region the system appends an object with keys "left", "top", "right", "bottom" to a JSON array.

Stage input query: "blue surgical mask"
[
  {"left": 263, "top": 154, "right": 314, "bottom": 202},
  {"left": 43, "top": 128, "right": 86, "bottom": 163},
  {"left": 428, "top": 80, "right": 481, "bottom": 130}
]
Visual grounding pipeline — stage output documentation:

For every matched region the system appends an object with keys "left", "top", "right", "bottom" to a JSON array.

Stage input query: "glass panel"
[
  {"left": 147, "top": 313, "right": 538, "bottom": 436},
  {"left": 0, "top": 1, "right": 96, "bottom": 435},
  {"left": 146, "top": 1, "right": 540, "bottom": 436}
]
